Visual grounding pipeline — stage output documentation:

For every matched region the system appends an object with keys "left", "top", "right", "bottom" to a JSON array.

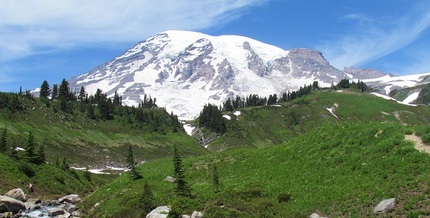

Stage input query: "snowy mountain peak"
[{"left": 69, "top": 30, "right": 348, "bottom": 120}]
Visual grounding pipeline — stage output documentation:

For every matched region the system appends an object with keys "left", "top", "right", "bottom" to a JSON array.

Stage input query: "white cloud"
[
  {"left": 319, "top": 3, "right": 430, "bottom": 71},
  {"left": 0, "top": 0, "right": 267, "bottom": 62}
]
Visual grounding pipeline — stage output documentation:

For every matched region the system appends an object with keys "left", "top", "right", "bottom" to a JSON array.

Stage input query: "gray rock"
[
  {"left": 164, "top": 176, "right": 176, "bottom": 183},
  {"left": 4, "top": 188, "right": 27, "bottom": 202},
  {"left": 0, "top": 195, "right": 26, "bottom": 214},
  {"left": 191, "top": 211, "right": 204, "bottom": 218},
  {"left": 25, "top": 198, "right": 41, "bottom": 210},
  {"left": 310, "top": 212, "right": 326, "bottom": 218},
  {"left": 373, "top": 198, "right": 396, "bottom": 213},
  {"left": 48, "top": 207, "right": 65, "bottom": 216},
  {"left": 72, "top": 210, "right": 81, "bottom": 217},
  {"left": 65, "top": 203, "right": 77, "bottom": 213},
  {"left": 58, "top": 194, "right": 81, "bottom": 204},
  {"left": 181, "top": 215, "right": 191, "bottom": 218},
  {"left": 146, "top": 206, "right": 170, "bottom": 218}
]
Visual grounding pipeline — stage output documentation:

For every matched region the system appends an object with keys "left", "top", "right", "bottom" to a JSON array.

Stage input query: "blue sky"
[{"left": 1, "top": 0, "right": 430, "bottom": 92}]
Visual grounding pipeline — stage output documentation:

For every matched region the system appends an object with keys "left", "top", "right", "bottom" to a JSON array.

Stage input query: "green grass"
[
  {"left": 207, "top": 91, "right": 430, "bottom": 150},
  {"left": 81, "top": 121, "right": 430, "bottom": 217}
]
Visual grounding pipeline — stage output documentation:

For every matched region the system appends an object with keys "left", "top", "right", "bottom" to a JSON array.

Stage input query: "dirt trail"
[{"left": 405, "top": 134, "right": 430, "bottom": 153}]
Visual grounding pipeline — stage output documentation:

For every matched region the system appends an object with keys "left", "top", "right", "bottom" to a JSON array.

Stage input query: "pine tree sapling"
[
  {"left": 126, "top": 144, "right": 142, "bottom": 180},
  {"left": 173, "top": 144, "right": 191, "bottom": 197},
  {"left": 25, "top": 131, "right": 36, "bottom": 162},
  {"left": 141, "top": 181, "right": 156, "bottom": 215},
  {"left": 0, "top": 128, "right": 7, "bottom": 153},
  {"left": 212, "top": 164, "right": 220, "bottom": 193}
]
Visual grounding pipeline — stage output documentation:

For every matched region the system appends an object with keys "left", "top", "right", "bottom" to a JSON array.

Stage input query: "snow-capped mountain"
[{"left": 68, "top": 30, "right": 348, "bottom": 119}]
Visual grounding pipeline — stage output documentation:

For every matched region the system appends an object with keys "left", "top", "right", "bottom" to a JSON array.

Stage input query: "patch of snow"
[
  {"left": 336, "top": 90, "right": 343, "bottom": 92},
  {"left": 271, "top": 104, "right": 282, "bottom": 107},
  {"left": 402, "top": 92, "right": 420, "bottom": 104},
  {"left": 183, "top": 124, "right": 195, "bottom": 136},
  {"left": 233, "top": 111, "right": 241, "bottom": 116},
  {"left": 371, "top": 92, "right": 417, "bottom": 106},
  {"left": 326, "top": 107, "right": 338, "bottom": 119},
  {"left": 223, "top": 115, "right": 231, "bottom": 120},
  {"left": 14, "top": 147, "right": 25, "bottom": 151}
]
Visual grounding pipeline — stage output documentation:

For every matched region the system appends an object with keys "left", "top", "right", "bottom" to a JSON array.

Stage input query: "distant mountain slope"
[{"left": 69, "top": 30, "right": 347, "bottom": 120}]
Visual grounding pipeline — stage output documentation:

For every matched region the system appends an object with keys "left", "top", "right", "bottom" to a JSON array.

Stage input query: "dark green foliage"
[
  {"left": 0, "top": 128, "right": 7, "bottom": 153},
  {"left": 337, "top": 78, "right": 351, "bottom": 89},
  {"left": 19, "top": 162, "right": 35, "bottom": 178},
  {"left": 277, "top": 193, "right": 291, "bottom": 203},
  {"left": 61, "top": 158, "right": 70, "bottom": 171},
  {"left": 35, "top": 144, "right": 46, "bottom": 165},
  {"left": 127, "top": 144, "right": 142, "bottom": 180},
  {"left": 141, "top": 181, "right": 156, "bottom": 215},
  {"left": 78, "top": 86, "right": 86, "bottom": 101},
  {"left": 212, "top": 164, "right": 220, "bottom": 193},
  {"left": 83, "top": 169, "right": 92, "bottom": 182},
  {"left": 173, "top": 144, "right": 191, "bottom": 197},
  {"left": 51, "top": 84, "right": 58, "bottom": 100},
  {"left": 199, "top": 104, "right": 226, "bottom": 134},
  {"left": 25, "top": 131, "right": 36, "bottom": 162},
  {"left": 40, "top": 80, "right": 51, "bottom": 98}
]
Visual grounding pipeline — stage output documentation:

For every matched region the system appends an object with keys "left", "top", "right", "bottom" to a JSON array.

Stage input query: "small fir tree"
[
  {"left": 0, "top": 128, "right": 7, "bottom": 153},
  {"left": 35, "top": 144, "right": 46, "bottom": 165},
  {"left": 141, "top": 181, "right": 156, "bottom": 215},
  {"left": 51, "top": 84, "right": 58, "bottom": 100},
  {"left": 10, "top": 142, "right": 18, "bottom": 159},
  {"left": 40, "top": 80, "right": 51, "bottom": 98},
  {"left": 212, "top": 164, "right": 220, "bottom": 193},
  {"left": 61, "top": 158, "right": 70, "bottom": 171},
  {"left": 173, "top": 144, "right": 191, "bottom": 197},
  {"left": 25, "top": 131, "right": 36, "bottom": 162},
  {"left": 126, "top": 144, "right": 142, "bottom": 180}
]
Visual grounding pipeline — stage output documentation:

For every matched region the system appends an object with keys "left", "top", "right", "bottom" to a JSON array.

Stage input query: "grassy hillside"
[
  {"left": 208, "top": 91, "right": 430, "bottom": 150},
  {"left": 0, "top": 93, "right": 207, "bottom": 168},
  {"left": 81, "top": 121, "right": 430, "bottom": 217},
  {"left": 0, "top": 152, "right": 103, "bottom": 199}
]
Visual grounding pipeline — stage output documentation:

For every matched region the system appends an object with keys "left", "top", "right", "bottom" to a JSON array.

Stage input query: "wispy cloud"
[
  {"left": 319, "top": 3, "right": 430, "bottom": 71},
  {"left": 0, "top": 0, "right": 267, "bottom": 62}
]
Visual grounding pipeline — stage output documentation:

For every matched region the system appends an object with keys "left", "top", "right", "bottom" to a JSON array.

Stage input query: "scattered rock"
[
  {"left": 0, "top": 195, "right": 26, "bottom": 214},
  {"left": 25, "top": 198, "right": 42, "bottom": 211},
  {"left": 48, "top": 207, "right": 65, "bottom": 216},
  {"left": 146, "top": 206, "right": 170, "bottom": 218},
  {"left": 64, "top": 203, "right": 77, "bottom": 213},
  {"left": 374, "top": 198, "right": 396, "bottom": 213},
  {"left": 58, "top": 194, "right": 81, "bottom": 204},
  {"left": 4, "top": 188, "right": 27, "bottom": 202},
  {"left": 181, "top": 215, "right": 191, "bottom": 218},
  {"left": 72, "top": 210, "right": 81, "bottom": 217},
  {"left": 164, "top": 176, "right": 176, "bottom": 183},
  {"left": 310, "top": 212, "right": 327, "bottom": 218},
  {"left": 191, "top": 211, "right": 204, "bottom": 218}
]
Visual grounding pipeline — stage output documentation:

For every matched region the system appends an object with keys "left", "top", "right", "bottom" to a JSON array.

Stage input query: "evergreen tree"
[
  {"left": 141, "top": 181, "right": 156, "bottom": 215},
  {"left": 212, "top": 164, "right": 220, "bottom": 193},
  {"left": 25, "top": 131, "right": 36, "bottom": 162},
  {"left": 58, "top": 79, "right": 72, "bottom": 101},
  {"left": 0, "top": 128, "right": 7, "bottom": 153},
  {"left": 35, "top": 144, "right": 46, "bottom": 165},
  {"left": 40, "top": 80, "right": 51, "bottom": 98},
  {"left": 51, "top": 84, "right": 58, "bottom": 100},
  {"left": 78, "top": 86, "right": 86, "bottom": 101},
  {"left": 61, "top": 158, "right": 70, "bottom": 171},
  {"left": 10, "top": 142, "right": 18, "bottom": 160},
  {"left": 126, "top": 144, "right": 142, "bottom": 180},
  {"left": 173, "top": 144, "right": 191, "bottom": 197}
]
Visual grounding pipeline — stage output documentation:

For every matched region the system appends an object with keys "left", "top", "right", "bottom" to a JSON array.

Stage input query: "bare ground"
[{"left": 405, "top": 134, "right": 430, "bottom": 153}]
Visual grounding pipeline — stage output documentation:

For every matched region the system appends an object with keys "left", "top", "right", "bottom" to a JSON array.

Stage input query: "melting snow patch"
[
  {"left": 371, "top": 92, "right": 417, "bottom": 106},
  {"left": 223, "top": 115, "right": 231, "bottom": 120},
  {"left": 402, "top": 92, "right": 420, "bottom": 104},
  {"left": 14, "top": 147, "right": 25, "bottom": 151},
  {"left": 183, "top": 124, "right": 195, "bottom": 136},
  {"left": 326, "top": 107, "right": 338, "bottom": 119},
  {"left": 271, "top": 104, "right": 281, "bottom": 107},
  {"left": 234, "top": 111, "right": 241, "bottom": 116}
]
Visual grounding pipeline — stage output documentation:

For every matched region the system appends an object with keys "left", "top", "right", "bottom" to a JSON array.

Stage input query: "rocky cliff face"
[{"left": 69, "top": 30, "right": 350, "bottom": 120}]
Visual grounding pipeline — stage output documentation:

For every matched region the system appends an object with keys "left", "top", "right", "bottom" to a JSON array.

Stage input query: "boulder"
[
  {"left": 164, "top": 176, "right": 176, "bottom": 183},
  {"left": 58, "top": 194, "right": 81, "bottom": 204},
  {"left": 146, "top": 206, "right": 170, "bottom": 218},
  {"left": 48, "top": 207, "right": 65, "bottom": 216},
  {"left": 25, "top": 198, "right": 42, "bottom": 210},
  {"left": 0, "top": 195, "right": 26, "bottom": 214},
  {"left": 373, "top": 198, "right": 396, "bottom": 213},
  {"left": 191, "top": 211, "right": 204, "bottom": 218},
  {"left": 4, "top": 188, "right": 27, "bottom": 202}
]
